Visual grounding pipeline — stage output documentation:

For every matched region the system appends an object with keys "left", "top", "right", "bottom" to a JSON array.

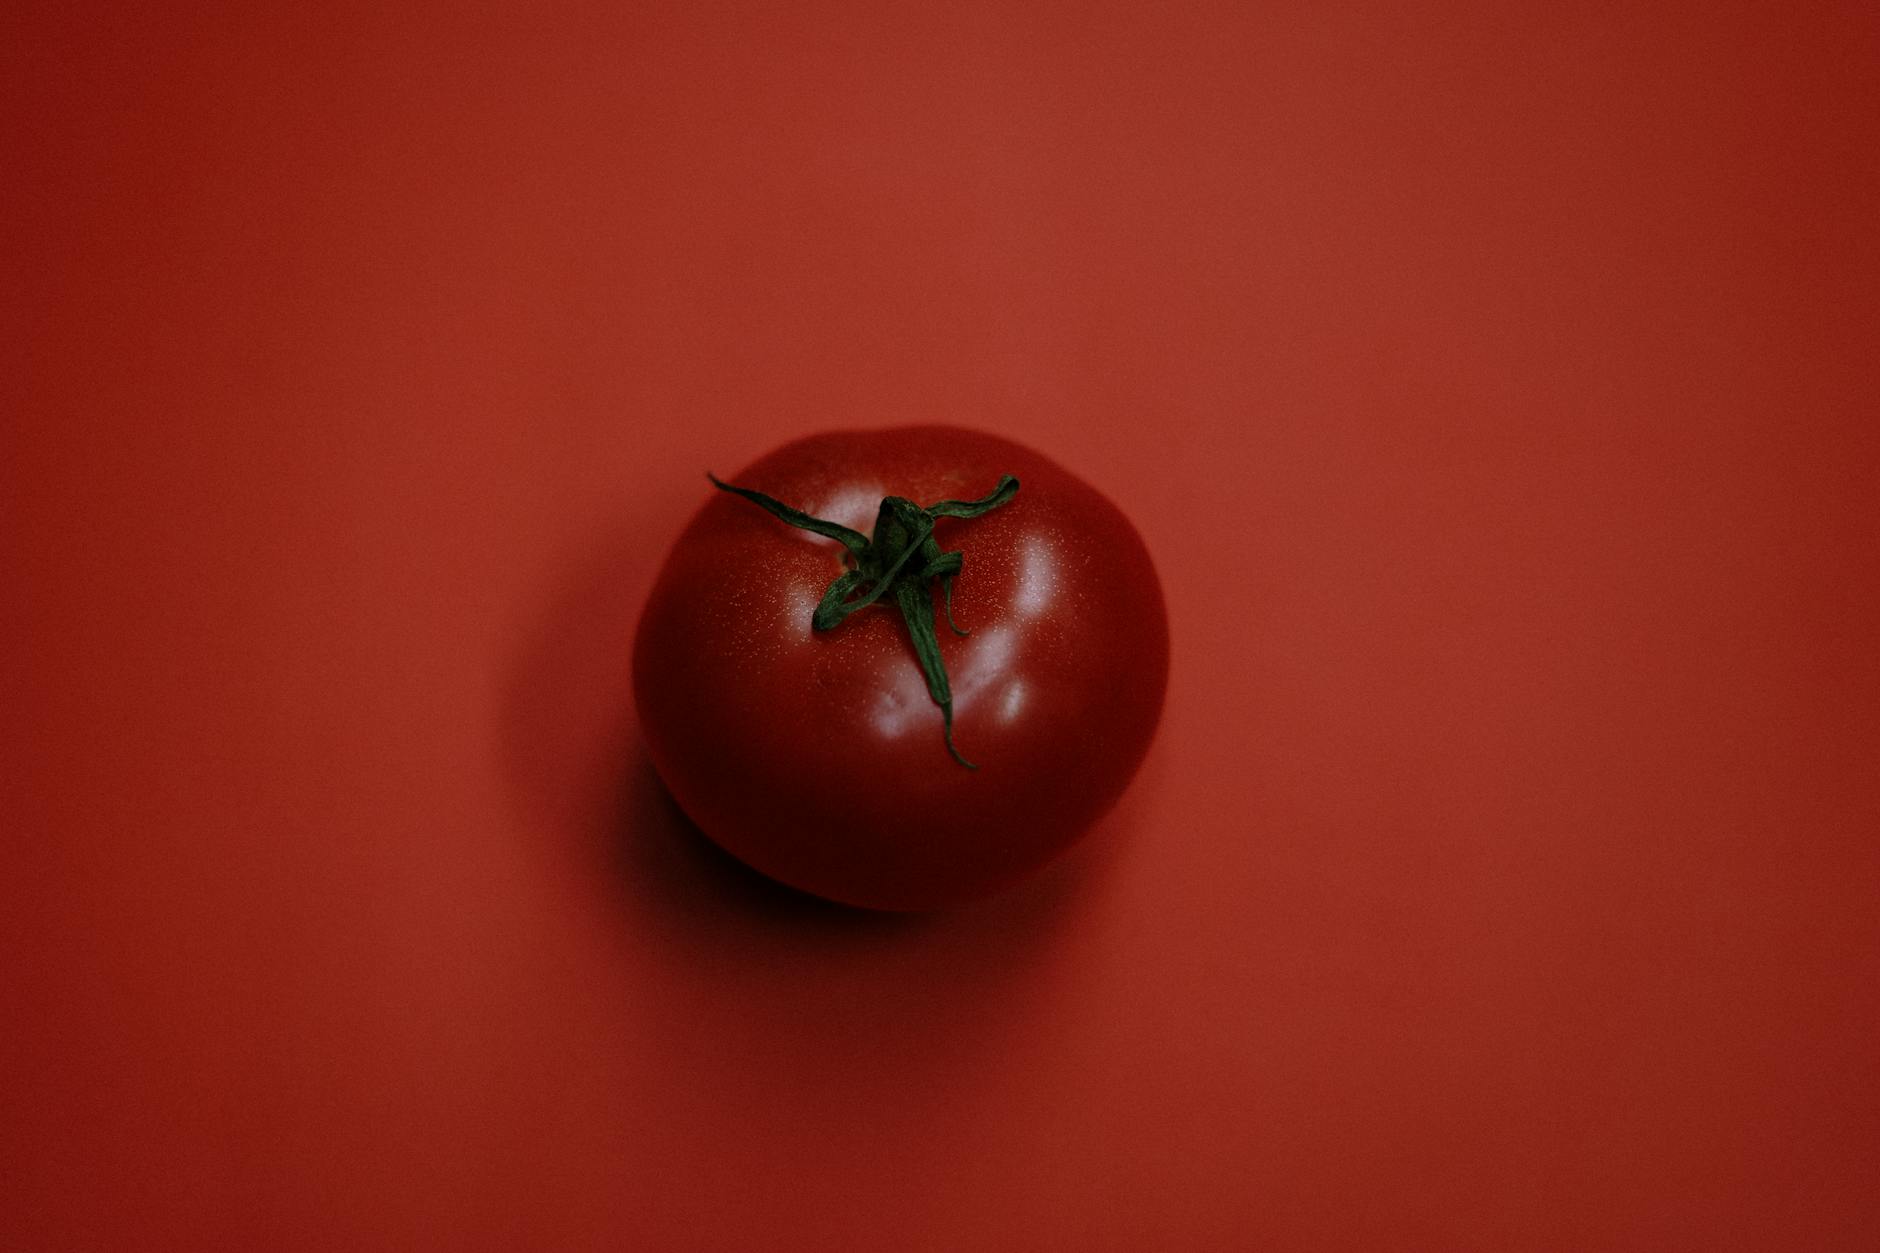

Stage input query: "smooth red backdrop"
[{"left": 6, "top": 2, "right": 1876, "bottom": 1249}]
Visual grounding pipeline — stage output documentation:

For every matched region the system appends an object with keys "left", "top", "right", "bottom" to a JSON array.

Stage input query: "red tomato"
[{"left": 633, "top": 426, "right": 1168, "bottom": 910}]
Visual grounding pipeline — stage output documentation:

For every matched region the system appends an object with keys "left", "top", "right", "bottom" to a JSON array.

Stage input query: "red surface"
[{"left": 6, "top": 2, "right": 1877, "bottom": 1249}]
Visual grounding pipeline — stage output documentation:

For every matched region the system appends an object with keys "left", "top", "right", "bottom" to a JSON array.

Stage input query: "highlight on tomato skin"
[{"left": 632, "top": 426, "right": 1169, "bottom": 911}]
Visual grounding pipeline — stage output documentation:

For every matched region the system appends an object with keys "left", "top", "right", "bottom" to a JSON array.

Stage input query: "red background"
[{"left": 6, "top": 2, "right": 1877, "bottom": 1249}]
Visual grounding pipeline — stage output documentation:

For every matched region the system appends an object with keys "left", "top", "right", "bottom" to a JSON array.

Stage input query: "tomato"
[{"left": 633, "top": 426, "right": 1168, "bottom": 910}]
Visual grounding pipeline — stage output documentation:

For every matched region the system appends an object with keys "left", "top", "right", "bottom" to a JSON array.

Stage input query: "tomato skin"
[{"left": 633, "top": 426, "right": 1168, "bottom": 910}]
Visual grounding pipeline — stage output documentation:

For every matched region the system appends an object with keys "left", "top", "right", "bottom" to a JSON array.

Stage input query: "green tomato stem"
[{"left": 705, "top": 471, "right": 1021, "bottom": 768}]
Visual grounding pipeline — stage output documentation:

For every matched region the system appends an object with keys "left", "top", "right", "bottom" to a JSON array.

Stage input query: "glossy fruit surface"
[{"left": 633, "top": 426, "right": 1168, "bottom": 909}]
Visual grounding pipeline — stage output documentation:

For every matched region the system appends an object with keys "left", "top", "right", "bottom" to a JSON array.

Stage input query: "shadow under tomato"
[
  {"left": 613, "top": 742, "right": 1141, "bottom": 944},
  {"left": 604, "top": 735, "right": 1154, "bottom": 1107},
  {"left": 615, "top": 750, "right": 926, "bottom": 931}
]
